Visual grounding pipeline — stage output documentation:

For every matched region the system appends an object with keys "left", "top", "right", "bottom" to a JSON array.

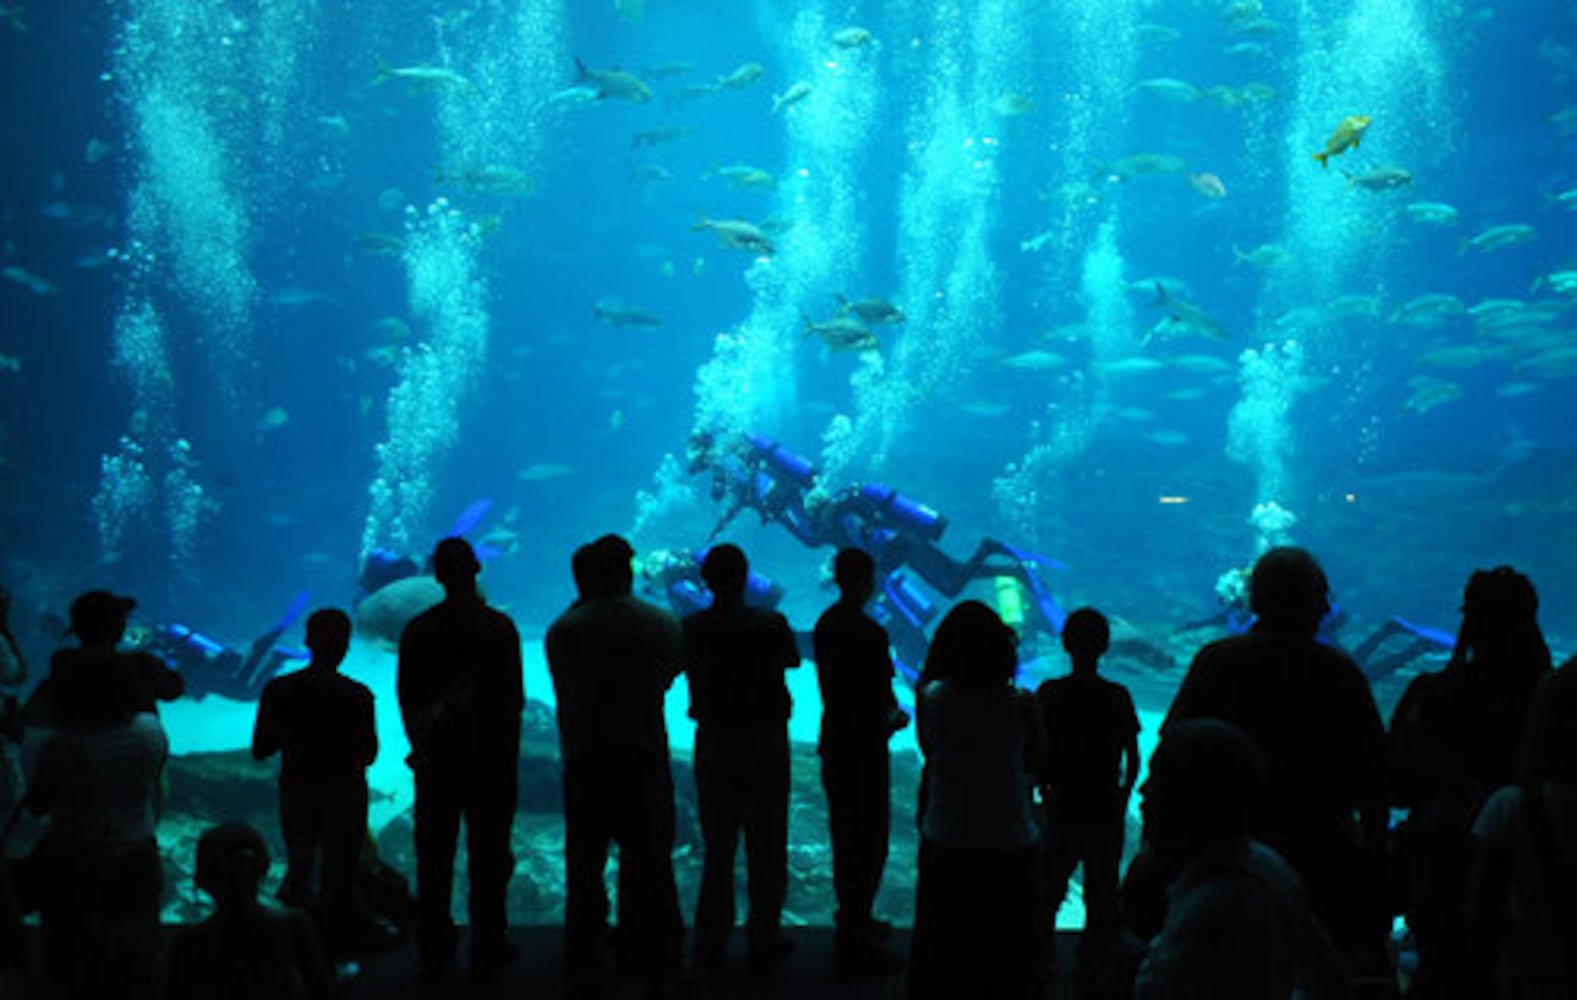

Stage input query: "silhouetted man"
[
  {"left": 813, "top": 547, "right": 908, "bottom": 975},
  {"left": 682, "top": 543, "right": 801, "bottom": 967},
  {"left": 545, "top": 534, "right": 684, "bottom": 997},
  {"left": 397, "top": 537, "right": 523, "bottom": 980},
  {"left": 1165, "top": 546, "right": 1387, "bottom": 978}
]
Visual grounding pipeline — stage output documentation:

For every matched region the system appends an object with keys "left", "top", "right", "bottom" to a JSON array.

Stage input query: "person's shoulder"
[{"left": 1472, "top": 783, "right": 1525, "bottom": 841}]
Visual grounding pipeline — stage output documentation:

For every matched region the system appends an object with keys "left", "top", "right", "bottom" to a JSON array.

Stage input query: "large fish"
[{"left": 574, "top": 57, "right": 653, "bottom": 103}]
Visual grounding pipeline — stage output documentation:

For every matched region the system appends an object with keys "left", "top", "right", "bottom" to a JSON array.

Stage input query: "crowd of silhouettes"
[{"left": 0, "top": 539, "right": 1571, "bottom": 999}]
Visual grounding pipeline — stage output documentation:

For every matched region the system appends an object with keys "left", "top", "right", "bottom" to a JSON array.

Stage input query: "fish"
[
  {"left": 1312, "top": 115, "right": 1371, "bottom": 168},
  {"left": 1344, "top": 166, "right": 1412, "bottom": 191},
  {"left": 692, "top": 215, "right": 775, "bottom": 256},
  {"left": 631, "top": 125, "right": 694, "bottom": 148},
  {"left": 373, "top": 316, "right": 413, "bottom": 341},
  {"left": 837, "top": 296, "right": 905, "bottom": 325},
  {"left": 267, "top": 286, "right": 343, "bottom": 308},
  {"left": 574, "top": 57, "right": 653, "bottom": 103},
  {"left": 1390, "top": 293, "right": 1465, "bottom": 328},
  {"left": 630, "top": 163, "right": 673, "bottom": 184},
  {"left": 84, "top": 137, "right": 112, "bottom": 164},
  {"left": 0, "top": 4, "right": 25, "bottom": 32},
  {"left": 0, "top": 354, "right": 21, "bottom": 373},
  {"left": 705, "top": 164, "right": 775, "bottom": 189},
  {"left": 373, "top": 57, "right": 474, "bottom": 91},
  {"left": 1145, "top": 283, "right": 1230, "bottom": 343},
  {"left": 1232, "top": 243, "right": 1292, "bottom": 270},
  {"left": 1549, "top": 105, "right": 1577, "bottom": 135},
  {"left": 999, "top": 350, "right": 1067, "bottom": 371},
  {"left": 1020, "top": 229, "right": 1059, "bottom": 253},
  {"left": 1459, "top": 223, "right": 1536, "bottom": 254},
  {"left": 803, "top": 314, "right": 880, "bottom": 354},
  {"left": 992, "top": 93, "right": 1036, "bottom": 117},
  {"left": 516, "top": 463, "right": 575, "bottom": 482},
  {"left": 1516, "top": 347, "right": 1577, "bottom": 379},
  {"left": 1419, "top": 345, "right": 1493, "bottom": 370},
  {"left": 715, "top": 62, "right": 765, "bottom": 91},
  {"left": 832, "top": 26, "right": 875, "bottom": 49},
  {"left": 1135, "top": 24, "right": 1181, "bottom": 43},
  {"left": 592, "top": 297, "right": 663, "bottom": 328},
  {"left": 1402, "top": 375, "right": 1462, "bottom": 414},
  {"left": 435, "top": 164, "right": 535, "bottom": 196},
  {"left": 1186, "top": 172, "right": 1227, "bottom": 199},
  {"left": 771, "top": 82, "right": 812, "bottom": 114},
  {"left": 2, "top": 265, "right": 58, "bottom": 296},
  {"left": 1105, "top": 153, "right": 1189, "bottom": 179},
  {"left": 1550, "top": 187, "right": 1577, "bottom": 212},
  {"left": 353, "top": 231, "right": 405, "bottom": 257},
  {"left": 1401, "top": 201, "right": 1459, "bottom": 225},
  {"left": 256, "top": 407, "right": 290, "bottom": 434},
  {"left": 39, "top": 201, "right": 111, "bottom": 228},
  {"left": 1098, "top": 356, "right": 1166, "bottom": 377},
  {"left": 1539, "top": 269, "right": 1577, "bottom": 295},
  {"left": 1135, "top": 77, "right": 1203, "bottom": 102}
]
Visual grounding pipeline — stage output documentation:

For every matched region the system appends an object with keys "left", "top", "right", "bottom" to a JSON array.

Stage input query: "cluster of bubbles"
[
  {"left": 361, "top": 201, "right": 491, "bottom": 559},
  {"left": 93, "top": 437, "right": 155, "bottom": 564},
  {"left": 1228, "top": 340, "right": 1305, "bottom": 549}
]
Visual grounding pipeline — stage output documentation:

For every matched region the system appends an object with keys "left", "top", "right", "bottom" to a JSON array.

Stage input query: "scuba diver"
[
  {"left": 684, "top": 431, "right": 1069, "bottom": 680},
  {"left": 356, "top": 498, "right": 517, "bottom": 607},
  {"left": 133, "top": 591, "right": 313, "bottom": 702},
  {"left": 1179, "top": 563, "right": 1451, "bottom": 684}
]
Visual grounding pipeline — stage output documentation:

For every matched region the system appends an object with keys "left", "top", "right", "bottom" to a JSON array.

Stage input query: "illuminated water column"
[
  {"left": 359, "top": 3, "right": 563, "bottom": 556},
  {"left": 1238, "top": 0, "right": 1451, "bottom": 547},
  {"left": 361, "top": 203, "right": 491, "bottom": 558},
  {"left": 636, "top": 4, "right": 879, "bottom": 542},
  {"left": 992, "top": 0, "right": 1140, "bottom": 542},
  {"left": 94, "top": 0, "right": 272, "bottom": 568},
  {"left": 434, "top": 0, "right": 566, "bottom": 178},
  {"left": 821, "top": 0, "right": 1027, "bottom": 483}
]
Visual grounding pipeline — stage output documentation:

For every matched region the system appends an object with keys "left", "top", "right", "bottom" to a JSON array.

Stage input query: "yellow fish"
[{"left": 1312, "top": 115, "right": 1371, "bottom": 168}]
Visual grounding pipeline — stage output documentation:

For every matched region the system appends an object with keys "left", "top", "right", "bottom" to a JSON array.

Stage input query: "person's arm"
[
  {"left": 251, "top": 684, "right": 281, "bottom": 760},
  {"left": 356, "top": 687, "right": 379, "bottom": 769},
  {"left": 146, "top": 653, "right": 187, "bottom": 702},
  {"left": 1022, "top": 687, "right": 1050, "bottom": 777},
  {"left": 1121, "top": 689, "right": 1141, "bottom": 796},
  {"left": 774, "top": 613, "right": 801, "bottom": 670},
  {"left": 0, "top": 590, "right": 26, "bottom": 688}
]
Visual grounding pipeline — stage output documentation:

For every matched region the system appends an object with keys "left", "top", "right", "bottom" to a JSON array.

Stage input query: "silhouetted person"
[
  {"left": 24, "top": 670, "right": 168, "bottom": 998},
  {"left": 813, "top": 547, "right": 909, "bottom": 975},
  {"left": 1164, "top": 547, "right": 1389, "bottom": 981},
  {"left": 397, "top": 537, "right": 523, "bottom": 980},
  {"left": 1036, "top": 606, "right": 1139, "bottom": 986},
  {"left": 166, "top": 822, "right": 333, "bottom": 1000},
  {"left": 545, "top": 534, "right": 685, "bottom": 998},
  {"left": 252, "top": 608, "right": 377, "bottom": 950},
  {"left": 682, "top": 543, "right": 802, "bottom": 968},
  {"left": 32, "top": 589, "right": 184, "bottom": 728},
  {"left": 909, "top": 600, "right": 1046, "bottom": 1000},
  {"left": 1390, "top": 567, "right": 1552, "bottom": 1000},
  {"left": 1464, "top": 655, "right": 1577, "bottom": 999},
  {"left": 1134, "top": 719, "right": 1351, "bottom": 998}
]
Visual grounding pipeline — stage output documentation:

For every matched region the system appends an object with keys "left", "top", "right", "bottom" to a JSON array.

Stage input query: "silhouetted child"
[
  {"left": 166, "top": 822, "right": 333, "bottom": 1000},
  {"left": 35, "top": 590, "right": 184, "bottom": 728},
  {"left": 1134, "top": 720, "right": 1350, "bottom": 997},
  {"left": 1036, "top": 607, "right": 1139, "bottom": 980},
  {"left": 252, "top": 608, "right": 376, "bottom": 951}
]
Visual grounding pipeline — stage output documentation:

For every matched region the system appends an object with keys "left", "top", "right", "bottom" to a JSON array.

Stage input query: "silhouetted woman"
[
  {"left": 1388, "top": 566, "right": 1552, "bottom": 999},
  {"left": 908, "top": 601, "right": 1046, "bottom": 999}
]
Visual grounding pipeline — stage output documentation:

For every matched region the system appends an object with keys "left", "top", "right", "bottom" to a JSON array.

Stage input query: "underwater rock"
[{"left": 354, "top": 576, "right": 445, "bottom": 644}]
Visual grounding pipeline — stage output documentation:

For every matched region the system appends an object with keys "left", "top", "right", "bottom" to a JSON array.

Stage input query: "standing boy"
[
  {"left": 252, "top": 607, "right": 377, "bottom": 951},
  {"left": 1036, "top": 607, "right": 1139, "bottom": 977}
]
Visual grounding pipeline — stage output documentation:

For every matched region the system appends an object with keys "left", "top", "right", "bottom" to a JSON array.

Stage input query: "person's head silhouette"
[
  {"left": 305, "top": 608, "right": 352, "bottom": 669},
  {"left": 701, "top": 544, "right": 748, "bottom": 606},
  {"left": 1248, "top": 547, "right": 1330, "bottom": 634},
  {"left": 432, "top": 536, "right": 482, "bottom": 597},
  {"left": 1062, "top": 606, "right": 1110, "bottom": 671},
  {"left": 833, "top": 547, "right": 876, "bottom": 605}
]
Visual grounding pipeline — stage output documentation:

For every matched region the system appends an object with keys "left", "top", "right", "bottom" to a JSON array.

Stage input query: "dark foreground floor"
[
  {"left": 19, "top": 927, "right": 1089, "bottom": 999},
  {"left": 340, "top": 928, "right": 1087, "bottom": 999}
]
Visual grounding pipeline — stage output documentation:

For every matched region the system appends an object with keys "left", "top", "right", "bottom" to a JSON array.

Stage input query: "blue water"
[{"left": 1, "top": 0, "right": 1574, "bottom": 925}]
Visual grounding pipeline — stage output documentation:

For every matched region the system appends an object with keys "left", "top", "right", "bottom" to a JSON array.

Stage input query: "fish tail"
[
  {"left": 372, "top": 54, "right": 392, "bottom": 86},
  {"left": 1313, "top": 152, "right": 1328, "bottom": 168}
]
